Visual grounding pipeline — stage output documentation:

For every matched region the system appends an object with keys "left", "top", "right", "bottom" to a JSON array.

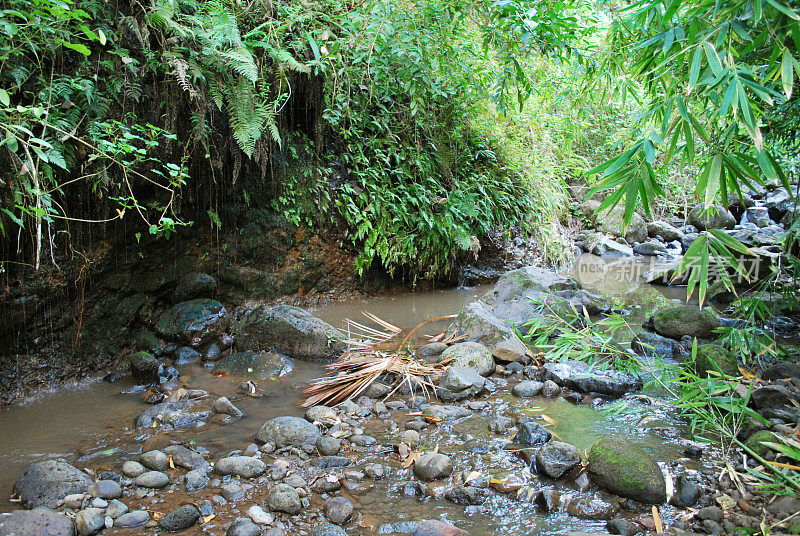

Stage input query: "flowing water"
[{"left": 0, "top": 256, "right": 710, "bottom": 534}]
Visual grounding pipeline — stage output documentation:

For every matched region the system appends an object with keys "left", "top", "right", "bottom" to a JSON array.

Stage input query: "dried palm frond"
[{"left": 300, "top": 313, "right": 458, "bottom": 408}]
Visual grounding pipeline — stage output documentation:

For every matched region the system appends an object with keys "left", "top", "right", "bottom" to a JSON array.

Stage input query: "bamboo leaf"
[{"left": 781, "top": 49, "right": 794, "bottom": 99}]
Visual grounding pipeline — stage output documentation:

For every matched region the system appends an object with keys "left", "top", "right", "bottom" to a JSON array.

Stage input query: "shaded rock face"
[
  {"left": 0, "top": 509, "right": 75, "bottom": 536},
  {"left": 581, "top": 200, "right": 647, "bottom": 244},
  {"left": 236, "top": 305, "right": 345, "bottom": 359},
  {"left": 13, "top": 460, "right": 92, "bottom": 508},
  {"left": 631, "top": 331, "right": 689, "bottom": 361},
  {"left": 694, "top": 344, "right": 738, "bottom": 377},
  {"left": 155, "top": 299, "right": 228, "bottom": 346},
  {"left": 587, "top": 437, "right": 667, "bottom": 504},
  {"left": 211, "top": 351, "right": 294, "bottom": 380},
  {"left": 543, "top": 360, "right": 642, "bottom": 396},
  {"left": 651, "top": 304, "right": 720, "bottom": 340},
  {"left": 128, "top": 351, "right": 177, "bottom": 385},
  {"left": 174, "top": 272, "right": 217, "bottom": 302},
  {"left": 255, "top": 416, "right": 321, "bottom": 447},
  {"left": 647, "top": 221, "right": 684, "bottom": 243},
  {"left": 688, "top": 203, "right": 736, "bottom": 230},
  {"left": 536, "top": 441, "right": 580, "bottom": 479}
]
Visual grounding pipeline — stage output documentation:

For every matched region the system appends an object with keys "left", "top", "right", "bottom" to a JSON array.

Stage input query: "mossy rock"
[
  {"left": 133, "top": 330, "right": 160, "bottom": 353},
  {"left": 236, "top": 305, "right": 345, "bottom": 359},
  {"left": 743, "top": 430, "right": 778, "bottom": 458},
  {"left": 129, "top": 351, "right": 159, "bottom": 384},
  {"left": 155, "top": 299, "right": 228, "bottom": 346},
  {"left": 652, "top": 304, "right": 720, "bottom": 340},
  {"left": 694, "top": 344, "right": 739, "bottom": 377},
  {"left": 439, "top": 342, "right": 495, "bottom": 377},
  {"left": 587, "top": 436, "right": 667, "bottom": 504}
]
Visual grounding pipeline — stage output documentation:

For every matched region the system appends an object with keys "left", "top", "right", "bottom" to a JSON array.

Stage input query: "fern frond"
[{"left": 217, "top": 47, "right": 259, "bottom": 82}]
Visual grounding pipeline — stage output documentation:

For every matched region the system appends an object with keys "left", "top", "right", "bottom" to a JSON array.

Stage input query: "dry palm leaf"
[{"left": 301, "top": 313, "right": 458, "bottom": 408}]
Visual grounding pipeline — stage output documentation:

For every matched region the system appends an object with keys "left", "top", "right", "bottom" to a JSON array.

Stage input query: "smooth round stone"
[
  {"left": 135, "top": 471, "right": 170, "bottom": 489},
  {"left": 105, "top": 499, "right": 129, "bottom": 519},
  {"left": 267, "top": 483, "right": 301, "bottom": 515},
  {"left": 185, "top": 469, "right": 209, "bottom": 491},
  {"left": 317, "top": 436, "right": 341, "bottom": 456},
  {"left": 75, "top": 508, "right": 105, "bottom": 536},
  {"left": 324, "top": 497, "right": 354, "bottom": 525},
  {"left": 413, "top": 453, "right": 453, "bottom": 482},
  {"left": 226, "top": 518, "right": 261, "bottom": 536},
  {"left": 121, "top": 461, "right": 146, "bottom": 478},
  {"left": 246, "top": 505, "right": 274, "bottom": 525},
  {"left": 139, "top": 450, "right": 169, "bottom": 471},
  {"left": 158, "top": 504, "right": 201, "bottom": 532},
  {"left": 88, "top": 480, "right": 122, "bottom": 499}
]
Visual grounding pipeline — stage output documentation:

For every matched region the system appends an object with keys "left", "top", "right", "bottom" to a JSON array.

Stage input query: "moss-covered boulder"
[
  {"left": 744, "top": 430, "right": 778, "bottom": 458},
  {"left": 155, "top": 299, "right": 228, "bottom": 346},
  {"left": 129, "top": 351, "right": 159, "bottom": 384},
  {"left": 236, "top": 305, "right": 345, "bottom": 359},
  {"left": 587, "top": 437, "right": 667, "bottom": 504},
  {"left": 694, "top": 344, "right": 738, "bottom": 377},
  {"left": 211, "top": 351, "right": 294, "bottom": 380},
  {"left": 652, "top": 304, "right": 720, "bottom": 340},
  {"left": 439, "top": 342, "right": 495, "bottom": 377}
]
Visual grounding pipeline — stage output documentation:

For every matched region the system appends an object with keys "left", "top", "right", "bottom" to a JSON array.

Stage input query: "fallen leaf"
[
  {"left": 540, "top": 415, "right": 556, "bottom": 426},
  {"left": 653, "top": 506, "right": 663, "bottom": 533},
  {"left": 202, "top": 514, "right": 215, "bottom": 524},
  {"left": 213, "top": 370, "right": 228, "bottom": 377}
]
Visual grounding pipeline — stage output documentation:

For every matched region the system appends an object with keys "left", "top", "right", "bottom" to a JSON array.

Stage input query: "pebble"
[
  {"left": 186, "top": 468, "right": 210, "bottom": 491},
  {"left": 88, "top": 480, "right": 122, "bottom": 499},
  {"left": 221, "top": 482, "right": 246, "bottom": 501},
  {"left": 267, "top": 483, "right": 301, "bottom": 515},
  {"left": 317, "top": 436, "right": 341, "bottom": 456},
  {"left": 75, "top": 507, "right": 105, "bottom": 536},
  {"left": 246, "top": 505, "right": 274, "bottom": 525},
  {"left": 226, "top": 518, "right": 261, "bottom": 536},
  {"left": 135, "top": 470, "right": 170, "bottom": 489},
  {"left": 364, "top": 463, "right": 385, "bottom": 479},
  {"left": 324, "top": 496, "right": 354, "bottom": 524},
  {"left": 105, "top": 499, "right": 129, "bottom": 518},
  {"left": 413, "top": 453, "right": 453, "bottom": 481},
  {"left": 122, "top": 460, "right": 146, "bottom": 478},
  {"left": 399, "top": 430, "right": 420, "bottom": 448},
  {"left": 139, "top": 450, "right": 169, "bottom": 471},
  {"left": 158, "top": 504, "right": 201, "bottom": 532}
]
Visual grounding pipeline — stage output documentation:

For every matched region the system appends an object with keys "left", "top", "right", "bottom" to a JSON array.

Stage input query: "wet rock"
[
  {"left": 761, "top": 361, "right": 800, "bottom": 381},
  {"left": 587, "top": 437, "right": 666, "bottom": 504},
  {"left": 324, "top": 497, "right": 353, "bottom": 524},
  {"left": 515, "top": 421, "right": 552, "bottom": 447},
  {"left": 133, "top": 330, "right": 161, "bottom": 353},
  {"left": 364, "top": 463, "right": 385, "bottom": 479},
  {"left": 688, "top": 203, "right": 736, "bottom": 230},
  {"left": 566, "top": 493, "right": 620, "bottom": 519},
  {"left": 414, "top": 519, "right": 469, "bottom": 536},
  {"left": 542, "top": 380, "right": 561, "bottom": 397},
  {"left": 212, "top": 351, "right": 294, "bottom": 380},
  {"left": 267, "top": 483, "right": 301, "bottom": 515},
  {"left": 106, "top": 500, "right": 129, "bottom": 518},
  {"left": 214, "top": 456, "right": 267, "bottom": 478},
  {"left": 305, "top": 405, "right": 337, "bottom": 423},
  {"left": 140, "top": 450, "right": 169, "bottom": 471},
  {"left": 417, "top": 343, "right": 448, "bottom": 359},
  {"left": 543, "top": 360, "right": 642, "bottom": 396},
  {"left": 445, "top": 486, "right": 491, "bottom": 505},
  {"left": 213, "top": 396, "right": 243, "bottom": 418},
  {"left": 311, "top": 456, "right": 351, "bottom": 470},
  {"left": 651, "top": 305, "right": 720, "bottom": 340},
  {"left": 128, "top": 351, "right": 161, "bottom": 384},
  {"left": 422, "top": 405, "right": 471, "bottom": 421},
  {"left": 246, "top": 505, "right": 274, "bottom": 525},
  {"left": 156, "top": 299, "right": 228, "bottom": 346},
  {"left": 413, "top": 453, "right": 453, "bottom": 481},
  {"left": 235, "top": 305, "right": 346, "bottom": 359},
  {"left": 631, "top": 331, "right": 689, "bottom": 360},
  {"left": 0, "top": 509, "right": 75, "bottom": 536},
  {"left": 694, "top": 345, "right": 738, "bottom": 377},
  {"left": 534, "top": 489, "right": 562, "bottom": 512},
  {"left": 512, "top": 380, "right": 543, "bottom": 398},
  {"left": 400, "top": 430, "right": 420, "bottom": 447},
  {"left": 13, "top": 459, "right": 92, "bottom": 508},
  {"left": 158, "top": 504, "right": 201, "bottom": 532},
  {"left": 437, "top": 366, "right": 486, "bottom": 400},
  {"left": 226, "top": 518, "right": 260, "bottom": 536},
  {"left": 744, "top": 430, "right": 778, "bottom": 457},
  {"left": 671, "top": 476, "right": 701, "bottom": 508},
  {"left": 350, "top": 434, "right": 376, "bottom": 447},
  {"left": 134, "top": 400, "right": 193, "bottom": 428},
  {"left": 185, "top": 469, "right": 209, "bottom": 491},
  {"left": 221, "top": 482, "right": 245, "bottom": 501},
  {"left": 317, "top": 436, "right": 341, "bottom": 456},
  {"left": 489, "top": 416, "right": 514, "bottom": 434},
  {"left": 255, "top": 416, "right": 321, "bottom": 447},
  {"left": 585, "top": 233, "right": 634, "bottom": 257},
  {"left": 439, "top": 342, "right": 495, "bottom": 376},
  {"left": 364, "top": 382, "right": 391, "bottom": 399},
  {"left": 122, "top": 460, "right": 147, "bottom": 478},
  {"left": 607, "top": 518, "right": 641, "bottom": 536},
  {"left": 164, "top": 444, "right": 210, "bottom": 470},
  {"left": 536, "top": 441, "right": 580, "bottom": 478},
  {"left": 174, "top": 346, "right": 202, "bottom": 365},
  {"left": 313, "top": 524, "right": 347, "bottom": 536},
  {"left": 491, "top": 337, "right": 529, "bottom": 363},
  {"left": 752, "top": 385, "right": 797, "bottom": 409},
  {"left": 87, "top": 480, "right": 121, "bottom": 499},
  {"left": 75, "top": 508, "right": 104, "bottom": 536},
  {"left": 174, "top": 272, "right": 217, "bottom": 302},
  {"left": 114, "top": 510, "right": 150, "bottom": 528},
  {"left": 314, "top": 474, "right": 342, "bottom": 492},
  {"left": 135, "top": 471, "right": 170, "bottom": 489}
]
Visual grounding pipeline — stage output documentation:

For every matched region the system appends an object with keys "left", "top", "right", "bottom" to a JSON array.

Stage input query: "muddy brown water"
[{"left": 0, "top": 256, "right": 707, "bottom": 534}]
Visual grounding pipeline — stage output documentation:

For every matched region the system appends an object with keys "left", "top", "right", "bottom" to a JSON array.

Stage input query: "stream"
[{"left": 0, "top": 255, "right": 715, "bottom": 535}]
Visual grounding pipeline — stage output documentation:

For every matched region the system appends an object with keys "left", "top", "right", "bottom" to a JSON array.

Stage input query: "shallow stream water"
[{"left": 0, "top": 255, "right": 710, "bottom": 535}]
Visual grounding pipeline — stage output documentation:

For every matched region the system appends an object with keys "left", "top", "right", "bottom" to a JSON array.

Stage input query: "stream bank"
[{"left": 3, "top": 257, "right": 798, "bottom": 536}]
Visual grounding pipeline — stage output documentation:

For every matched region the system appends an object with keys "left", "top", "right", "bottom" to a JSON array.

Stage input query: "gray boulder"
[
  {"left": 439, "top": 342, "right": 495, "bottom": 376},
  {"left": 163, "top": 444, "right": 210, "bottom": 470},
  {"left": 422, "top": 405, "right": 471, "bottom": 421},
  {"left": 212, "top": 396, "right": 243, "bottom": 418},
  {"left": 13, "top": 460, "right": 92, "bottom": 509},
  {"left": 0, "top": 509, "right": 75, "bottom": 536},
  {"left": 437, "top": 366, "right": 486, "bottom": 401},
  {"left": 214, "top": 456, "right": 266, "bottom": 479},
  {"left": 536, "top": 441, "right": 580, "bottom": 478},
  {"left": 155, "top": 299, "right": 228, "bottom": 346},
  {"left": 512, "top": 380, "right": 543, "bottom": 398},
  {"left": 543, "top": 360, "right": 642, "bottom": 396},
  {"left": 324, "top": 497, "right": 353, "bottom": 525},
  {"left": 134, "top": 401, "right": 208, "bottom": 429},
  {"left": 587, "top": 436, "right": 667, "bottom": 504},
  {"left": 267, "top": 483, "right": 301, "bottom": 515},
  {"left": 652, "top": 304, "right": 720, "bottom": 340},
  {"left": 413, "top": 453, "right": 453, "bottom": 481},
  {"left": 581, "top": 200, "right": 647, "bottom": 244},
  {"left": 631, "top": 331, "right": 689, "bottom": 360},
  {"left": 255, "top": 416, "right": 321, "bottom": 447},
  {"left": 515, "top": 421, "right": 551, "bottom": 447},
  {"left": 135, "top": 471, "right": 170, "bottom": 489},
  {"left": 236, "top": 305, "right": 345, "bottom": 359},
  {"left": 688, "top": 203, "right": 736, "bottom": 230},
  {"left": 212, "top": 351, "right": 294, "bottom": 380},
  {"left": 584, "top": 232, "right": 634, "bottom": 257},
  {"left": 647, "top": 221, "right": 684, "bottom": 242},
  {"left": 114, "top": 511, "right": 149, "bottom": 528},
  {"left": 174, "top": 272, "right": 217, "bottom": 302}
]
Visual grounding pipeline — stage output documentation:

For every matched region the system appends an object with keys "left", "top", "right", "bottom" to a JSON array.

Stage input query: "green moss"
[
  {"left": 744, "top": 430, "right": 778, "bottom": 458},
  {"left": 587, "top": 437, "right": 666, "bottom": 504},
  {"left": 694, "top": 344, "right": 738, "bottom": 377}
]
